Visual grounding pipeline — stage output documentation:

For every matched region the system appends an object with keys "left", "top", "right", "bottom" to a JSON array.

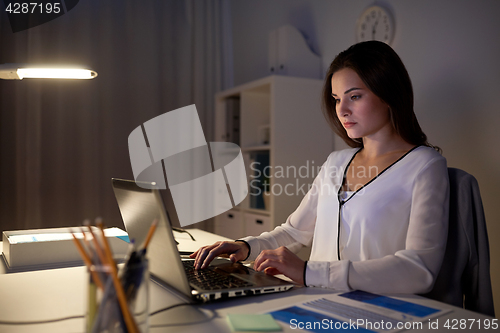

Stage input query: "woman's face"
[{"left": 331, "top": 68, "right": 392, "bottom": 141}]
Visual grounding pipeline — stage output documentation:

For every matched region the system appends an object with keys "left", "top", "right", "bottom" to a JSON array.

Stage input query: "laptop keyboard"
[{"left": 182, "top": 260, "right": 253, "bottom": 290}]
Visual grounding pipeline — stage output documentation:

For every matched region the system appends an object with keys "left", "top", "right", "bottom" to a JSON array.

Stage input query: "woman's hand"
[
  {"left": 253, "top": 246, "right": 305, "bottom": 285},
  {"left": 189, "top": 241, "right": 250, "bottom": 270}
]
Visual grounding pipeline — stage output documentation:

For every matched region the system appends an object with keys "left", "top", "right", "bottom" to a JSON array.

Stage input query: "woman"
[{"left": 191, "top": 41, "right": 449, "bottom": 294}]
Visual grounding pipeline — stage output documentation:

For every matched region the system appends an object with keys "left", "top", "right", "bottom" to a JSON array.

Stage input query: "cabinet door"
[
  {"left": 244, "top": 212, "right": 271, "bottom": 237},
  {"left": 214, "top": 210, "right": 243, "bottom": 240}
]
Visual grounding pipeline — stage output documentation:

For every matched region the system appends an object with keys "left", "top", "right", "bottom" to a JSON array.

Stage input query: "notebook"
[{"left": 111, "top": 178, "right": 295, "bottom": 303}]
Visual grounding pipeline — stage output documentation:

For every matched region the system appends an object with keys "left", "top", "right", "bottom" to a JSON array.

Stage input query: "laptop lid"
[{"left": 111, "top": 178, "right": 193, "bottom": 298}]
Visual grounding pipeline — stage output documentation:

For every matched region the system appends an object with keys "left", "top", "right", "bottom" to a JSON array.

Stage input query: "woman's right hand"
[{"left": 189, "top": 241, "right": 250, "bottom": 270}]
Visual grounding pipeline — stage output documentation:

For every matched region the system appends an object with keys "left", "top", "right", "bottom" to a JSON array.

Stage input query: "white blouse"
[{"left": 241, "top": 145, "right": 450, "bottom": 294}]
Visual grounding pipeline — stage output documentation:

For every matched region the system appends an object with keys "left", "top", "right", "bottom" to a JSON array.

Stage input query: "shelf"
[
  {"left": 229, "top": 206, "right": 270, "bottom": 216},
  {"left": 241, "top": 145, "right": 271, "bottom": 152},
  {"left": 214, "top": 75, "right": 332, "bottom": 240},
  {"left": 242, "top": 208, "right": 271, "bottom": 216}
]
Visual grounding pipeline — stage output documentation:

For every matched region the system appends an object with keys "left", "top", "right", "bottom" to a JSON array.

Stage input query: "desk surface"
[{"left": 0, "top": 229, "right": 496, "bottom": 332}]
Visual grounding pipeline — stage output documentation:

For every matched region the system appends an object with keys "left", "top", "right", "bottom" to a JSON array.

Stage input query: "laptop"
[{"left": 111, "top": 178, "right": 295, "bottom": 303}]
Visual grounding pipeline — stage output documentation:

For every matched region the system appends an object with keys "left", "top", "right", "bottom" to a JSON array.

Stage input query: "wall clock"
[{"left": 356, "top": 5, "right": 394, "bottom": 45}]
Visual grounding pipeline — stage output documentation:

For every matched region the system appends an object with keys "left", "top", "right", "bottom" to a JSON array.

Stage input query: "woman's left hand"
[{"left": 253, "top": 246, "right": 305, "bottom": 285}]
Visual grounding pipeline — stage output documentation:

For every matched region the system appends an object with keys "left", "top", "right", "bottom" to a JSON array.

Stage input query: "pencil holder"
[
  {"left": 123, "top": 259, "right": 149, "bottom": 332},
  {"left": 86, "top": 260, "right": 149, "bottom": 333}
]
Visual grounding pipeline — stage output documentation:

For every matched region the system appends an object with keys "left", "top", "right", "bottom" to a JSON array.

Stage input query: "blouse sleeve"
[
  {"left": 306, "top": 156, "right": 450, "bottom": 294},
  {"left": 240, "top": 161, "right": 327, "bottom": 261}
]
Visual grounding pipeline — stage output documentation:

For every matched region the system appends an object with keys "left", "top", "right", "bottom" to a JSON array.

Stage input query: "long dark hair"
[{"left": 322, "top": 41, "right": 439, "bottom": 152}]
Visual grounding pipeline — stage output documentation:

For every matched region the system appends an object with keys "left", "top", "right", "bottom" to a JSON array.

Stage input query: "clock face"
[{"left": 356, "top": 5, "right": 394, "bottom": 44}]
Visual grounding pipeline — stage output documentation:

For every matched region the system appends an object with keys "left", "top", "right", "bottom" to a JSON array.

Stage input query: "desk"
[{"left": 0, "top": 229, "right": 495, "bottom": 332}]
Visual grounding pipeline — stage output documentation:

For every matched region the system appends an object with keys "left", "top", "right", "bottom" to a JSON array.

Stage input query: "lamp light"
[{"left": 0, "top": 64, "right": 98, "bottom": 80}]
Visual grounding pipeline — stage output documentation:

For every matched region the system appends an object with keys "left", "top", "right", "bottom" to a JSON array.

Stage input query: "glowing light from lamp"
[
  {"left": 0, "top": 64, "right": 98, "bottom": 80},
  {"left": 17, "top": 68, "right": 97, "bottom": 79}
]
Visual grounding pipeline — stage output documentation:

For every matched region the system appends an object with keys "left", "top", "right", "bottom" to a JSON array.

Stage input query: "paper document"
[
  {"left": 8, "top": 227, "right": 128, "bottom": 244},
  {"left": 268, "top": 290, "right": 451, "bottom": 333}
]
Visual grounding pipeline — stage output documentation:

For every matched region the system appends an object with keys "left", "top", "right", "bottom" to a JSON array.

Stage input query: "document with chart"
[{"left": 268, "top": 290, "right": 451, "bottom": 332}]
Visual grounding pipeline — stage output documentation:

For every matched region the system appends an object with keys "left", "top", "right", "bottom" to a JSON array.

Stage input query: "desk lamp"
[{"left": 0, "top": 63, "right": 98, "bottom": 80}]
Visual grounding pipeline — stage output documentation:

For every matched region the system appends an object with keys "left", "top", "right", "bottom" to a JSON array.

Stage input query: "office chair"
[{"left": 422, "top": 168, "right": 495, "bottom": 317}]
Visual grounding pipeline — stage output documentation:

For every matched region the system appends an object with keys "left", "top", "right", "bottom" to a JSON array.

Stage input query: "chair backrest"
[{"left": 422, "top": 168, "right": 495, "bottom": 317}]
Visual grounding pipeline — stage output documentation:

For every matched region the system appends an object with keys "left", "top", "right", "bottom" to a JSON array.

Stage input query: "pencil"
[
  {"left": 98, "top": 223, "right": 139, "bottom": 333},
  {"left": 143, "top": 218, "right": 158, "bottom": 250},
  {"left": 79, "top": 227, "right": 97, "bottom": 262},
  {"left": 71, "top": 233, "right": 104, "bottom": 291},
  {"left": 84, "top": 221, "right": 107, "bottom": 266}
]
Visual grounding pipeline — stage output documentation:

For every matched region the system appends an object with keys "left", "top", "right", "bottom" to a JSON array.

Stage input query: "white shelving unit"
[{"left": 214, "top": 75, "right": 333, "bottom": 241}]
